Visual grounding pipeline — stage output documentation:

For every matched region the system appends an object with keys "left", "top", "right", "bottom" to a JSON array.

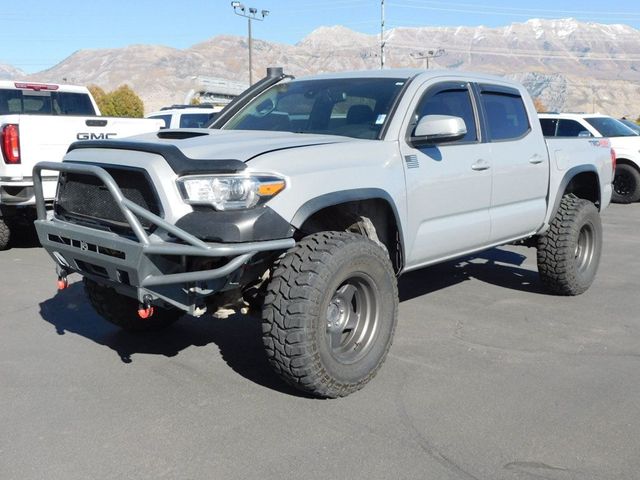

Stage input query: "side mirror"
[
  {"left": 412, "top": 115, "right": 467, "bottom": 145},
  {"left": 578, "top": 131, "right": 593, "bottom": 138}
]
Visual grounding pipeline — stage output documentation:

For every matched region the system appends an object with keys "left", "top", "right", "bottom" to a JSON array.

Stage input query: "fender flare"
[
  {"left": 290, "top": 188, "right": 406, "bottom": 265},
  {"left": 550, "top": 164, "right": 601, "bottom": 220}
]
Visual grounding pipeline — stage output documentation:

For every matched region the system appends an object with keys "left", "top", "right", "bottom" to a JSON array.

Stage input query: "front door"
[{"left": 399, "top": 81, "right": 493, "bottom": 270}]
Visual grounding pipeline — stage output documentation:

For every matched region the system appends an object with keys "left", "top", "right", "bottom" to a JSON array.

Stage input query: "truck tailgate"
[{"left": 1, "top": 115, "right": 162, "bottom": 199}]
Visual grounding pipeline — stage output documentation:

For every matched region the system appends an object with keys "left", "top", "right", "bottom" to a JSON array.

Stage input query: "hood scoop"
[{"left": 157, "top": 130, "right": 209, "bottom": 140}]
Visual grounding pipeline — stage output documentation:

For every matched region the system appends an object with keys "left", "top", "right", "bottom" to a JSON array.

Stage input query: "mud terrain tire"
[{"left": 262, "top": 231, "right": 398, "bottom": 398}]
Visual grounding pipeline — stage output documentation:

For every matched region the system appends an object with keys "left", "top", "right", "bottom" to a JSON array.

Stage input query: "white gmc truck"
[
  {"left": 0, "top": 81, "right": 163, "bottom": 248},
  {"left": 33, "top": 69, "right": 614, "bottom": 397}
]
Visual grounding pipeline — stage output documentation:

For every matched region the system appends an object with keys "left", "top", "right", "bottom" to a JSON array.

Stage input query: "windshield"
[
  {"left": 620, "top": 119, "right": 640, "bottom": 135},
  {"left": 585, "top": 117, "right": 638, "bottom": 137},
  {"left": 222, "top": 77, "right": 406, "bottom": 140}
]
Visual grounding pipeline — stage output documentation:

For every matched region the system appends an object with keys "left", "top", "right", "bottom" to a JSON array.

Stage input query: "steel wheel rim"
[
  {"left": 574, "top": 223, "right": 595, "bottom": 275},
  {"left": 614, "top": 171, "right": 633, "bottom": 196},
  {"left": 325, "top": 273, "right": 379, "bottom": 364}
]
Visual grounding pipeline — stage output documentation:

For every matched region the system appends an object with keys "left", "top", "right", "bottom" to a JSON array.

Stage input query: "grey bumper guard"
[{"left": 33, "top": 161, "right": 295, "bottom": 312}]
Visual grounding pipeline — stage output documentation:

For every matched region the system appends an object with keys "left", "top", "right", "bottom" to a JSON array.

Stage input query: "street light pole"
[
  {"left": 380, "top": 0, "right": 385, "bottom": 69},
  {"left": 410, "top": 49, "right": 445, "bottom": 69},
  {"left": 231, "top": 2, "right": 269, "bottom": 85},
  {"left": 248, "top": 16, "right": 252, "bottom": 84}
]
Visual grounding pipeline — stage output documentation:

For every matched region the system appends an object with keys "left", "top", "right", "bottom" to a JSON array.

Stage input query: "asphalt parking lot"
[{"left": 1, "top": 203, "right": 639, "bottom": 480}]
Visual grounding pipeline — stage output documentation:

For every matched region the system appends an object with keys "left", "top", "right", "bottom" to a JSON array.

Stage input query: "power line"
[
  {"left": 394, "top": 0, "right": 640, "bottom": 18},
  {"left": 386, "top": 2, "right": 640, "bottom": 22},
  {"left": 388, "top": 43, "right": 640, "bottom": 61}
]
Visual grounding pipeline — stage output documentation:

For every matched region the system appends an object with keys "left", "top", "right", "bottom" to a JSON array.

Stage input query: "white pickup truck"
[
  {"left": 539, "top": 113, "right": 640, "bottom": 203},
  {"left": 0, "top": 81, "right": 163, "bottom": 248},
  {"left": 33, "top": 69, "right": 615, "bottom": 397}
]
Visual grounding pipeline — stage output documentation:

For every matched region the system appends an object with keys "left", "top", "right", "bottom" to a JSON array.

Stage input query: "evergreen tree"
[
  {"left": 533, "top": 97, "right": 548, "bottom": 113},
  {"left": 88, "top": 84, "right": 144, "bottom": 118}
]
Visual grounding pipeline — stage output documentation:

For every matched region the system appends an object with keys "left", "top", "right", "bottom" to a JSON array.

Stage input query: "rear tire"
[
  {"left": 84, "top": 278, "right": 181, "bottom": 332},
  {"left": 0, "top": 218, "right": 9, "bottom": 250},
  {"left": 537, "top": 194, "right": 602, "bottom": 295},
  {"left": 612, "top": 163, "right": 640, "bottom": 204},
  {"left": 262, "top": 231, "right": 398, "bottom": 398}
]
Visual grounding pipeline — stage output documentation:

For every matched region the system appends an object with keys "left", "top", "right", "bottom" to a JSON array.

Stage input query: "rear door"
[
  {"left": 399, "top": 80, "right": 493, "bottom": 268},
  {"left": 477, "top": 84, "right": 548, "bottom": 242}
]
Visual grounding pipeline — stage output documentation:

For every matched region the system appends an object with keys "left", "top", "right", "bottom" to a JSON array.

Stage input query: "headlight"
[{"left": 177, "top": 174, "right": 286, "bottom": 210}]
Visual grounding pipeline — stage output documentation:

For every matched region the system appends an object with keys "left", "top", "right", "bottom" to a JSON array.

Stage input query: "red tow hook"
[
  {"left": 138, "top": 295, "right": 154, "bottom": 319},
  {"left": 57, "top": 275, "right": 68, "bottom": 290}
]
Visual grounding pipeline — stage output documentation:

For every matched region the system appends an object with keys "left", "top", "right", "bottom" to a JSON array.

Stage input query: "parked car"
[
  {"left": 33, "top": 68, "right": 613, "bottom": 397},
  {"left": 0, "top": 81, "right": 164, "bottom": 249},
  {"left": 619, "top": 118, "right": 640, "bottom": 135},
  {"left": 539, "top": 113, "right": 640, "bottom": 203},
  {"left": 146, "top": 105, "right": 221, "bottom": 129}
]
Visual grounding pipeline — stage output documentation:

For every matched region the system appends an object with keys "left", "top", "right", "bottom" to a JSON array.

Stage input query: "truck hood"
[{"left": 128, "top": 129, "right": 357, "bottom": 163}]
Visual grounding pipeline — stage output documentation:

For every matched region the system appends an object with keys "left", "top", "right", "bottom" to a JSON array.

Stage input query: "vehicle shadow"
[
  {"left": 8, "top": 223, "right": 41, "bottom": 249},
  {"left": 399, "top": 247, "right": 545, "bottom": 302},
  {"left": 38, "top": 282, "right": 308, "bottom": 397},
  {"left": 38, "top": 246, "right": 543, "bottom": 396}
]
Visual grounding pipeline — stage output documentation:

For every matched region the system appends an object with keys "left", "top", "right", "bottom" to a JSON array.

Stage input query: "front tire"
[
  {"left": 612, "top": 163, "right": 640, "bottom": 204},
  {"left": 84, "top": 278, "right": 181, "bottom": 331},
  {"left": 262, "top": 232, "right": 398, "bottom": 398},
  {"left": 537, "top": 194, "right": 602, "bottom": 295}
]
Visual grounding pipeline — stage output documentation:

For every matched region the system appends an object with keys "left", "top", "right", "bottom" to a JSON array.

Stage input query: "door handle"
[
  {"left": 529, "top": 155, "right": 544, "bottom": 165},
  {"left": 471, "top": 159, "right": 490, "bottom": 171}
]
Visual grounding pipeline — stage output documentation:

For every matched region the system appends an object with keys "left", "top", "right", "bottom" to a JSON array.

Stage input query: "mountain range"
[
  {"left": 1, "top": 63, "right": 25, "bottom": 80},
  {"left": 3, "top": 18, "right": 640, "bottom": 116}
]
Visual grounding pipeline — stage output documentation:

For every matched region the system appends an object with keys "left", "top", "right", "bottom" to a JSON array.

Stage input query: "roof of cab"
[{"left": 295, "top": 68, "right": 524, "bottom": 88}]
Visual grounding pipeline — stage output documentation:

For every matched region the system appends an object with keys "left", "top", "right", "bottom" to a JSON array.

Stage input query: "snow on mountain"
[
  {"left": 0, "top": 63, "right": 25, "bottom": 80},
  {"left": 8, "top": 18, "right": 638, "bottom": 116}
]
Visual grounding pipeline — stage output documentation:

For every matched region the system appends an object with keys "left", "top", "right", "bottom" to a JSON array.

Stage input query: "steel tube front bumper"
[{"left": 33, "top": 161, "right": 295, "bottom": 306}]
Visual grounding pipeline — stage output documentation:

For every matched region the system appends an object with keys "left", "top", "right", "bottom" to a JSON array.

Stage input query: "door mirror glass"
[
  {"left": 413, "top": 115, "right": 467, "bottom": 145},
  {"left": 578, "top": 130, "right": 593, "bottom": 138}
]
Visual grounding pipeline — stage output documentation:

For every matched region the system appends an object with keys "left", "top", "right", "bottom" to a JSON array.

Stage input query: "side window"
[
  {"left": 540, "top": 118, "right": 558, "bottom": 136},
  {"left": 415, "top": 87, "right": 478, "bottom": 143},
  {"left": 480, "top": 91, "right": 530, "bottom": 141},
  {"left": 556, "top": 119, "right": 590, "bottom": 137}
]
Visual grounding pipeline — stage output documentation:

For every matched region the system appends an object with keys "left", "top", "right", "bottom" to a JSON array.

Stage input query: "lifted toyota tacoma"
[{"left": 34, "top": 68, "right": 615, "bottom": 398}]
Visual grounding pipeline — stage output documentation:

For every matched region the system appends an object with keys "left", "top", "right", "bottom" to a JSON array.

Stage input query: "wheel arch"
[
  {"left": 290, "top": 189, "right": 405, "bottom": 273},
  {"left": 551, "top": 165, "right": 602, "bottom": 217},
  {"left": 615, "top": 157, "right": 640, "bottom": 171}
]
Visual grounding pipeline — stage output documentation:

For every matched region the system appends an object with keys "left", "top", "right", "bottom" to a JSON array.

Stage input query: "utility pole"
[
  {"left": 380, "top": 0, "right": 385, "bottom": 69},
  {"left": 231, "top": 2, "right": 269, "bottom": 85},
  {"left": 410, "top": 49, "right": 445, "bottom": 69}
]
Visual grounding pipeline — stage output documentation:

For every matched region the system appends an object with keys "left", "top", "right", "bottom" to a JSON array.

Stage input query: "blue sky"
[{"left": 4, "top": 0, "right": 640, "bottom": 73}]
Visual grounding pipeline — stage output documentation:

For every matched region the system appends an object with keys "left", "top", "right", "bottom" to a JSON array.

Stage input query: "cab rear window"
[{"left": 0, "top": 89, "right": 96, "bottom": 116}]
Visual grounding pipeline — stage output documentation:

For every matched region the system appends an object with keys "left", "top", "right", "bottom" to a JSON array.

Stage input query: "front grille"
[{"left": 54, "top": 167, "right": 162, "bottom": 233}]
